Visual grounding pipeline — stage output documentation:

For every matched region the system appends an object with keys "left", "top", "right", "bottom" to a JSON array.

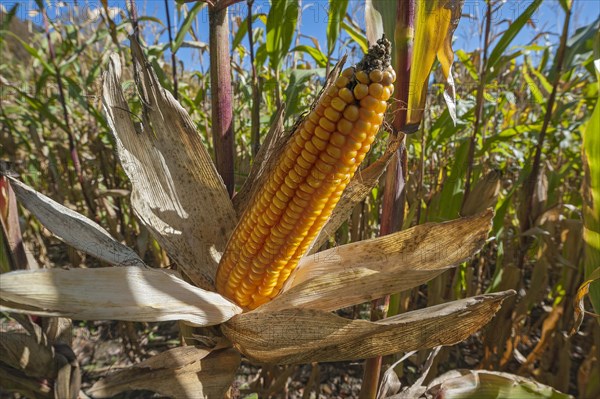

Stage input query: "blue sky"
[{"left": 6, "top": 0, "right": 600, "bottom": 71}]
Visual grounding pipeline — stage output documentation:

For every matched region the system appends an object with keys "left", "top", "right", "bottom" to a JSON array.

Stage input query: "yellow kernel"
[
  {"left": 306, "top": 174, "right": 323, "bottom": 188},
  {"left": 307, "top": 140, "right": 321, "bottom": 155},
  {"left": 356, "top": 70, "right": 369, "bottom": 84},
  {"left": 376, "top": 100, "right": 387, "bottom": 114},
  {"left": 353, "top": 122, "right": 371, "bottom": 137},
  {"left": 346, "top": 137, "right": 363, "bottom": 151},
  {"left": 299, "top": 127, "right": 312, "bottom": 140},
  {"left": 335, "top": 76, "right": 349, "bottom": 88},
  {"left": 381, "top": 86, "right": 392, "bottom": 101},
  {"left": 330, "top": 97, "right": 346, "bottom": 112},
  {"left": 284, "top": 174, "right": 299, "bottom": 189},
  {"left": 326, "top": 145, "right": 343, "bottom": 158},
  {"left": 368, "top": 83, "right": 384, "bottom": 98},
  {"left": 288, "top": 168, "right": 302, "bottom": 183},
  {"left": 353, "top": 84, "right": 369, "bottom": 100},
  {"left": 296, "top": 154, "right": 312, "bottom": 169},
  {"left": 369, "top": 69, "right": 383, "bottom": 82},
  {"left": 324, "top": 107, "right": 341, "bottom": 122},
  {"left": 319, "top": 116, "right": 337, "bottom": 131},
  {"left": 342, "top": 67, "right": 355, "bottom": 78},
  {"left": 359, "top": 108, "right": 378, "bottom": 123},
  {"left": 330, "top": 132, "right": 346, "bottom": 147},
  {"left": 337, "top": 118, "right": 353, "bottom": 135},
  {"left": 304, "top": 120, "right": 316, "bottom": 132},
  {"left": 311, "top": 136, "right": 328, "bottom": 151},
  {"left": 308, "top": 111, "right": 320, "bottom": 124},
  {"left": 315, "top": 104, "right": 325, "bottom": 116},
  {"left": 315, "top": 126, "right": 330, "bottom": 141},
  {"left": 339, "top": 87, "right": 355, "bottom": 103},
  {"left": 389, "top": 67, "right": 396, "bottom": 82},
  {"left": 315, "top": 160, "right": 334, "bottom": 175},
  {"left": 319, "top": 151, "right": 337, "bottom": 165},
  {"left": 281, "top": 183, "right": 294, "bottom": 197},
  {"left": 294, "top": 164, "right": 309, "bottom": 177},
  {"left": 300, "top": 149, "right": 318, "bottom": 163},
  {"left": 325, "top": 85, "right": 338, "bottom": 97},
  {"left": 343, "top": 105, "right": 360, "bottom": 122},
  {"left": 342, "top": 156, "right": 357, "bottom": 166},
  {"left": 360, "top": 95, "right": 379, "bottom": 110}
]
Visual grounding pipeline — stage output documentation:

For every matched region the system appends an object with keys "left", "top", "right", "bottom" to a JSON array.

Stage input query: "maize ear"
[{"left": 216, "top": 38, "right": 395, "bottom": 309}]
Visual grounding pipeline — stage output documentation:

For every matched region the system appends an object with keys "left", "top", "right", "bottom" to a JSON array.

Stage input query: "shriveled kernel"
[
  {"left": 324, "top": 107, "right": 341, "bottom": 122},
  {"left": 338, "top": 87, "right": 355, "bottom": 104},
  {"left": 330, "top": 132, "right": 346, "bottom": 147},
  {"left": 360, "top": 95, "right": 379, "bottom": 110},
  {"left": 319, "top": 117, "right": 336, "bottom": 132},
  {"left": 368, "top": 83, "right": 384, "bottom": 98},
  {"left": 343, "top": 105, "right": 360, "bottom": 121},
  {"left": 330, "top": 97, "right": 346, "bottom": 112},
  {"left": 335, "top": 76, "right": 349, "bottom": 88},
  {"left": 353, "top": 84, "right": 369, "bottom": 100},
  {"left": 356, "top": 70, "right": 369, "bottom": 84},
  {"left": 369, "top": 69, "right": 383, "bottom": 82},
  {"left": 337, "top": 118, "right": 353, "bottom": 135},
  {"left": 382, "top": 71, "right": 393, "bottom": 86},
  {"left": 341, "top": 67, "right": 355, "bottom": 78}
]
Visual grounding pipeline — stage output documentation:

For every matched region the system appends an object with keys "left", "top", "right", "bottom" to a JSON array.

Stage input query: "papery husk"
[
  {"left": 8, "top": 177, "right": 143, "bottom": 268},
  {"left": 102, "top": 39, "right": 237, "bottom": 290},
  {"left": 264, "top": 210, "right": 493, "bottom": 312},
  {"left": 88, "top": 347, "right": 240, "bottom": 399},
  {"left": 0, "top": 267, "right": 242, "bottom": 326},
  {"left": 222, "top": 290, "right": 514, "bottom": 365}
]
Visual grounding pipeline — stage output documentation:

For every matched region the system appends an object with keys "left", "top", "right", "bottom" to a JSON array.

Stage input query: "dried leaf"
[
  {"left": 0, "top": 175, "right": 28, "bottom": 271},
  {"left": 8, "top": 177, "right": 143, "bottom": 268},
  {"left": 264, "top": 210, "right": 493, "bottom": 312},
  {"left": 233, "top": 106, "right": 286, "bottom": 216},
  {"left": 570, "top": 267, "right": 600, "bottom": 336},
  {"left": 461, "top": 170, "right": 501, "bottom": 217},
  {"left": 103, "top": 40, "right": 237, "bottom": 290},
  {"left": 0, "top": 267, "right": 242, "bottom": 326},
  {"left": 88, "top": 347, "right": 240, "bottom": 399},
  {"left": 309, "top": 137, "right": 400, "bottom": 253},
  {"left": 222, "top": 291, "right": 514, "bottom": 364}
]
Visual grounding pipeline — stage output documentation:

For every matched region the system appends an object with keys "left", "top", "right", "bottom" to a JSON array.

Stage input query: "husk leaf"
[
  {"left": 102, "top": 40, "right": 237, "bottom": 290},
  {"left": 222, "top": 290, "right": 514, "bottom": 364},
  {"left": 0, "top": 267, "right": 242, "bottom": 326}
]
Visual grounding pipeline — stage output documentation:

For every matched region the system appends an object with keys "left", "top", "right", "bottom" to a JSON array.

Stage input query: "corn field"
[{"left": 0, "top": 0, "right": 599, "bottom": 398}]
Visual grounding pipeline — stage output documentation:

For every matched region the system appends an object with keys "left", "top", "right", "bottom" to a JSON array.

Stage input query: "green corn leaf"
[
  {"left": 487, "top": 0, "right": 542, "bottom": 72},
  {"left": 266, "top": 0, "right": 298, "bottom": 72},
  {"left": 172, "top": 1, "right": 204, "bottom": 53},
  {"left": 291, "top": 45, "right": 328, "bottom": 67},
  {"left": 326, "top": 0, "right": 349, "bottom": 57},
  {"left": 341, "top": 20, "right": 368, "bottom": 53}
]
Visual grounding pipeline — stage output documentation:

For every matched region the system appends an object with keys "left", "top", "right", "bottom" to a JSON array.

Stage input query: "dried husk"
[
  {"left": 0, "top": 267, "right": 242, "bottom": 326},
  {"left": 8, "top": 177, "right": 143, "bottom": 268},
  {"left": 88, "top": 347, "right": 240, "bottom": 399},
  {"left": 261, "top": 211, "right": 493, "bottom": 312},
  {"left": 222, "top": 291, "right": 514, "bottom": 365},
  {"left": 102, "top": 40, "right": 237, "bottom": 290}
]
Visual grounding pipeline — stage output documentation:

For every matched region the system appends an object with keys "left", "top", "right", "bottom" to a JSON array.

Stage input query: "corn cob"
[{"left": 216, "top": 38, "right": 395, "bottom": 309}]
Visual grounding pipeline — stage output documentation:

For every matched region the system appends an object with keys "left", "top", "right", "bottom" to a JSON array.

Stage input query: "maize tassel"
[{"left": 216, "top": 38, "right": 395, "bottom": 309}]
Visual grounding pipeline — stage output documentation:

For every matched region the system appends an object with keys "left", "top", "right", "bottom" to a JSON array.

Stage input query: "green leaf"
[
  {"left": 326, "top": 0, "right": 349, "bottom": 56},
  {"left": 232, "top": 14, "right": 263, "bottom": 51},
  {"left": 522, "top": 62, "right": 545, "bottom": 105},
  {"left": 284, "top": 68, "right": 326, "bottom": 118},
  {"left": 487, "top": 0, "right": 542, "bottom": 72},
  {"left": 172, "top": 1, "right": 204, "bottom": 53},
  {"left": 341, "top": 21, "right": 368, "bottom": 53},
  {"left": 266, "top": 0, "right": 298, "bottom": 71},
  {"left": 583, "top": 86, "right": 600, "bottom": 315},
  {"left": 291, "top": 45, "right": 328, "bottom": 67}
]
